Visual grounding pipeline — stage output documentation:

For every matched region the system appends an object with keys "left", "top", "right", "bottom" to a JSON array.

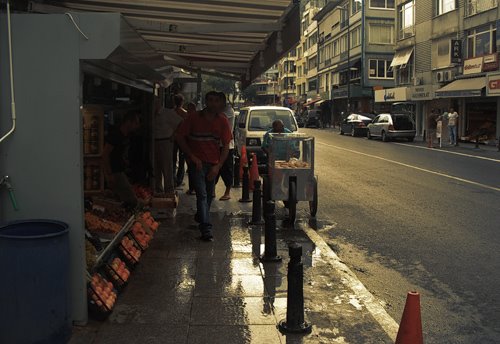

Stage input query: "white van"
[{"left": 234, "top": 106, "right": 298, "bottom": 169}]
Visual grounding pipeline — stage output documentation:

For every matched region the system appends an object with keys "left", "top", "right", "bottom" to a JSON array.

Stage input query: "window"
[
  {"left": 369, "top": 24, "right": 394, "bottom": 44},
  {"left": 340, "top": 34, "right": 348, "bottom": 54},
  {"left": 326, "top": 73, "right": 330, "bottom": 93},
  {"left": 399, "top": 1, "right": 415, "bottom": 39},
  {"left": 351, "top": 26, "right": 362, "bottom": 47},
  {"left": 370, "top": 0, "right": 395, "bottom": 9},
  {"left": 466, "top": 0, "right": 498, "bottom": 16},
  {"left": 333, "top": 40, "right": 339, "bottom": 56},
  {"left": 369, "top": 59, "right": 394, "bottom": 79},
  {"left": 467, "top": 24, "right": 497, "bottom": 58},
  {"left": 397, "top": 56, "right": 414, "bottom": 84},
  {"left": 308, "top": 79, "right": 317, "bottom": 91},
  {"left": 332, "top": 72, "right": 340, "bottom": 86},
  {"left": 308, "top": 56, "right": 317, "bottom": 70},
  {"left": 437, "top": 0, "right": 456, "bottom": 15},
  {"left": 432, "top": 38, "right": 451, "bottom": 68},
  {"left": 351, "top": 0, "right": 362, "bottom": 14}
]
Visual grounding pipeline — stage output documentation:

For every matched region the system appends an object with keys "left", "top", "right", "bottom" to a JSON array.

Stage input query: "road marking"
[
  {"left": 393, "top": 142, "right": 500, "bottom": 163},
  {"left": 302, "top": 226, "right": 399, "bottom": 341},
  {"left": 317, "top": 141, "right": 500, "bottom": 192}
]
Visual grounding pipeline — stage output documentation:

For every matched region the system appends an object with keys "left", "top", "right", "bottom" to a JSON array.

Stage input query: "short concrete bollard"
[
  {"left": 239, "top": 166, "right": 252, "bottom": 203},
  {"left": 260, "top": 201, "right": 281, "bottom": 263},
  {"left": 278, "top": 243, "right": 312, "bottom": 334},
  {"left": 233, "top": 156, "right": 241, "bottom": 187},
  {"left": 249, "top": 180, "right": 264, "bottom": 225}
]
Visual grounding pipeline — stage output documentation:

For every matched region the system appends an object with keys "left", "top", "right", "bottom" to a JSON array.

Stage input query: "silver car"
[{"left": 367, "top": 113, "right": 416, "bottom": 142}]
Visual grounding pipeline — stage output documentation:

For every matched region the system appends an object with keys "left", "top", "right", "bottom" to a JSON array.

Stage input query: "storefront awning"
[
  {"left": 390, "top": 48, "right": 413, "bottom": 68},
  {"left": 30, "top": 1, "right": 300, "bottom": 86},
  {"left": 435, "top": 77, "right": 486, "bottom": 98},
  {"left": 304, "top": 98, "right": 322, "bottom": 106}
]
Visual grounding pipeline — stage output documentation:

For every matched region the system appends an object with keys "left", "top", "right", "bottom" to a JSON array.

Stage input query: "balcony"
[{"left": 466, "top": 0, "right": 497, "bottom": 16}]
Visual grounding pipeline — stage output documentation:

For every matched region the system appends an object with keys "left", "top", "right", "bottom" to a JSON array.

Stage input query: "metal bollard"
[
  {"left": 233, "top": 156, "right": 241, "bottom": 187},
  {"left": 260, "top": 201, "right": 282, "bottom": 263},
  {"left": 475, "top": 135, "right": 480, "bottom": 149},
  {"left": 249, "top": 180, "right": 264, "bottom": 225},
  {"left": 497, "top": 137, "right": 500, "bottom": 152},
  {"left": 278, "top": 243, "right": 312, "bottom": 334},
  {"left": 239, "top": 166, "right": 252, "bottom": 203}
]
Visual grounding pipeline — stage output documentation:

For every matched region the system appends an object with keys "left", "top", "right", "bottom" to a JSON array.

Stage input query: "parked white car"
[{"left": 367, "top": 113, "right": 416, "bottom": 142}]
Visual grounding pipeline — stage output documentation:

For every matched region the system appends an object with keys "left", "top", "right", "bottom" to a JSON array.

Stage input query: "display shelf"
[{"left": 95, "top": 215, "right": 135, "bottom": 267}]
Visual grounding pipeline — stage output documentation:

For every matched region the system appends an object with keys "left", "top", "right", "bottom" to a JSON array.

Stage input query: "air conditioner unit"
[
  {"left": 444, "top": 70, "right": 454, "bottom": 81},
  {"left": 436, "top": 71, "right": 444, "bottom": 82}
]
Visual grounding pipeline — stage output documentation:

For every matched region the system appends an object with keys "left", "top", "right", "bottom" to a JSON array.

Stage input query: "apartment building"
[
  {"left": 296, "top": 0, "right": 326, "bottom": 107},
  {"left": 376, "top": 0, "right": 499, "bottom": 143},
  {"left": 314, "top": 0, "right": 396, "bottom": 121},
  {"left": 278, "top": 49, "right": 298, "bottom": 107},
  {"left": 253, "top": 65, "right": 279, "bottom": 105}
]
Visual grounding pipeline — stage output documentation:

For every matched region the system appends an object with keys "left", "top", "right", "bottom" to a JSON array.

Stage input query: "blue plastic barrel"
[{"left": 0, "top": 220, "right": 71, "bottom": 344}]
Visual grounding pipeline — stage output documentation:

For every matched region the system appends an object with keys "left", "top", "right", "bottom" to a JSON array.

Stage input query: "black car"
[
  {"left": 305, "top": 110, "right": 322, "bottom": 128},
  {"left": 340, "top": 113, "right": 374, "bottom": 137}
]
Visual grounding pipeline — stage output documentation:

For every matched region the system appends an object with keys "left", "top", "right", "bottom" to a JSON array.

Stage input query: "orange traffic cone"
[
  {"left": 396, "top": 291, "right": 423, "bottom": 344},
  {"left": 249, "top": 153, "right": 260, "bottom": 190},
  {"left": 239, "top": 145, "right": 248, "bottom": 179}
]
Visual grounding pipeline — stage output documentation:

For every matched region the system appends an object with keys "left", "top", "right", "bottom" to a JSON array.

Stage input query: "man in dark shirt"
[
  {"left": 103, "top": 111, "right": 141, "bottom": 207},
  {"left": 426, "top": 108, "right": 439, "bottom": 148}
]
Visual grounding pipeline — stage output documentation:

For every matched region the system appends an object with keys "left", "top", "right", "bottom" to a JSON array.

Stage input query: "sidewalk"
[{"left": 70, "top": 185, "right": 395, "bottom": 344}]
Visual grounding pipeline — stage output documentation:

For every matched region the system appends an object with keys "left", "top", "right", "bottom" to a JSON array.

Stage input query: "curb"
[{"left": 302, "top": 226, "right": 399, "bottom": 342}]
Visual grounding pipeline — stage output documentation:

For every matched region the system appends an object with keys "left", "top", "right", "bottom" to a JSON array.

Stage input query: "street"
[{"left": 300, "top": 128, "right": 500, "bottom": 343}]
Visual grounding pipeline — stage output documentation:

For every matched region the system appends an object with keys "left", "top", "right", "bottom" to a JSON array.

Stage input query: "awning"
[
  {"left": 435, "top": 77, "right": 486, "bottom": 98},
  {"left": 304, "top": 98, "right": 322, "bottom": 106},
  {"left": 30, "top": 1, "right": 300, "bottom": 86},
  {"left": 390, "top": 48, "right": 413, "bottom": 68}
]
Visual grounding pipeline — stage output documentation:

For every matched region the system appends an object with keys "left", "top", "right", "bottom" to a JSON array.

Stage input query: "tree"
[
  {"left": 241, "top": 84, "right": 258, "bottom": 104},
  {"left": 202, "top": 76, "right": 239, "bottom": 105}
]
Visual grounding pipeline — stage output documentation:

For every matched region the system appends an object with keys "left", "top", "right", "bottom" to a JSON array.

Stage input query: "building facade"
[
  {"left": 375, "top": 0, "right": 499, "bottom": 144},
  {"left": 278, "top": 49, "right": 298, "bottom": 107}
]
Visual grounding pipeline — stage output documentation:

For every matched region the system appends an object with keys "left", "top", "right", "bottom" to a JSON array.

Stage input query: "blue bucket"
[{"left": 0, "top": 220, "right": 71, "bottom": 344}]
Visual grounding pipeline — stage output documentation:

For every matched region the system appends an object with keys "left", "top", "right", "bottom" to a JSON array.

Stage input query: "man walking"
[
  {"left": 103, "top": 111, "right": 141, "bottom": 208},
  {"left": 154, "top": 95, "right": 183, "bottom": 194},
  {"left": 217, "top": 92, "right": 235, "bottom": 201},
  {"left": 176, "top": 91, "right": 233, "bottom": 241},
  {"left": 447, "top": 107, "right": 459, "bottom": 146},
  {"left": 426, "top": 108, "right": 439, "bottom": 148}
]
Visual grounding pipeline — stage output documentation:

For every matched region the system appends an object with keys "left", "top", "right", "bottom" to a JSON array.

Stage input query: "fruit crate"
[
  {"left": 87, "top": 273, "right": 117, "bottom": 320},
  {"left": 118, "top": 236, "right": 142, "bottom": 269},
  {"left": 102, "top": 255, "right": 130, "bottom": 293}
]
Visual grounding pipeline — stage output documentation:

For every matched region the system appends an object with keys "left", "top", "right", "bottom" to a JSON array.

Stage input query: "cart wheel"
[
  {"left": 289, "top": 179, "right": 297, "bottom": 224},
  {"left": 309, "top": 176, "right": 318, "bottom": 217}
]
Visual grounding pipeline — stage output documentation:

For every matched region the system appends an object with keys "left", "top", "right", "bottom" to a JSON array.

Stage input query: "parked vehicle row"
[{"left": 340, "top": 113, "right": 416, "bottom": 142}]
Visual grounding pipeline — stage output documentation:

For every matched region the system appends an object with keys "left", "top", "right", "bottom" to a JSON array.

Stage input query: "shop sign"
[
  {"left": 463, "top": 57, "right": 483, "bottom": 75},
  {"left": 483, "top": 53, "right": 499, "bottom": 72},
  {"left": 451, "top": 40, "right": 462, "bottom": 64},
  {"left": 487, "top": 73, "right": 500, "bottom": 96},
  {"left": 374, "top": 87, "right": 408, "bottom": 102},
  {"left": 409, "top": 85, "right": 434, "bottom": 101}
]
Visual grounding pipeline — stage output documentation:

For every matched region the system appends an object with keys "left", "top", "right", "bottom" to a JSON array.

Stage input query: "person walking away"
[
  {"left": 103, "top": 111, "right": 141, "bottom": 208},
  {"left": 172, "top": 94, "right": 188, "bottom": 187},
  {"left": 176, "top": 91, "right": 232, "bottom": 241},
  {"left": 217, "top": 92, "right": 235, "bottom": 201},
  {"left": 426, "top": 108, "right": 439, "bottom": 148},
  {"left": 154, "top": 96, "right": 183, "bottom": 194},
  {"left": 447, "top": 107, "right": 459, "bottom": 146},
  {"left": 184, "top": 102, "right": 197, "bottom": 195}
]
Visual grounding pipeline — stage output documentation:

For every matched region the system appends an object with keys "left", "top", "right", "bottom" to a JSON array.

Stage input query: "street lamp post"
[{"left": 337, "top": 5, "right": 350, "bottom": 115}]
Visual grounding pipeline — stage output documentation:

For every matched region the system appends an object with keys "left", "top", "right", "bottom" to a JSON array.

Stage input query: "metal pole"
[
  {"left": 260, "top": 201, "right": 282, "bottom": 263},
  {"left": 239, "top": 166, "right": 252, "bottom": 203},
  {"left": 346, "top": 6, "right": 350, "bottom": 115},
  {"left": 249, "top": 180, "right": 264, "bottom": 225},
  {"left": 278, "top": 243, "right": 312, "bottom": 334}
]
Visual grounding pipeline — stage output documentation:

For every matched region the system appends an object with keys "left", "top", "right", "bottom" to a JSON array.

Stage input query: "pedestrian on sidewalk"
[
  {"left": 102, "top": 111, "right": 141, "bottom": 208},
  {"left": 184, "top": 102, "right": 197, "bottom": 195},
  {"left": 154, "top": 95, "right": 184, "bottom": 194},
  {"left": 426, "top": 108, "right": 439, "bottom": 148},
  {"left": 172, "top": 94, "right": 188, "bottom": 188},
  {"left": 176, "top": 91, "right": 233, "bottom": 241},
  {"left": 447, "top": 107, "right": 459, "bottom": 146},
  {"left": 216, "top": 92, "right": 235, "bottom": 201}
]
